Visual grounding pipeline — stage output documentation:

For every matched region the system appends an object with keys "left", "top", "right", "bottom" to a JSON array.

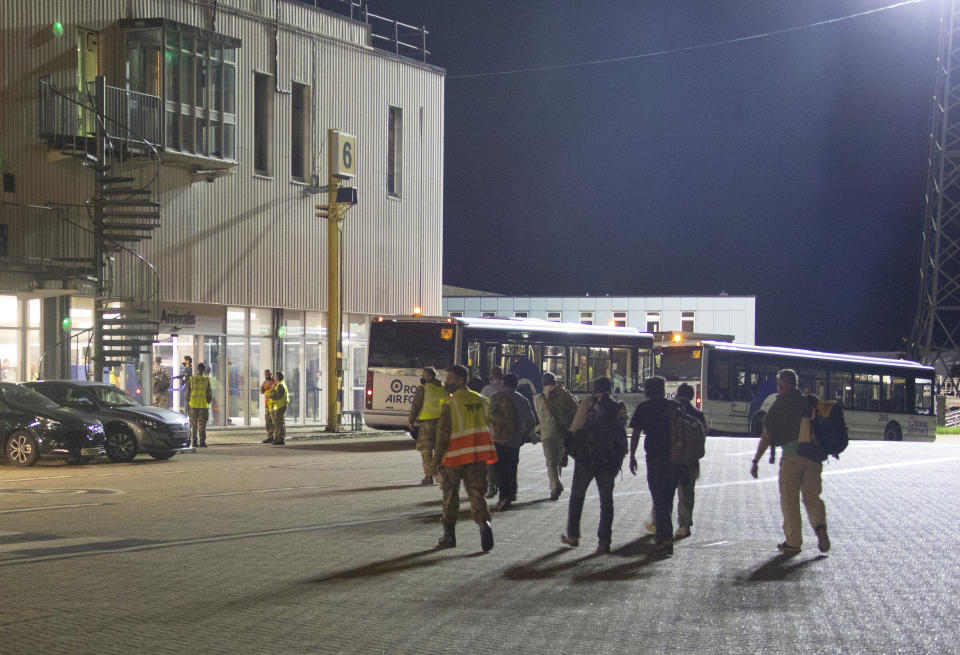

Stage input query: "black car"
[
  {"left": 0, "top": 382, "right": 105, "bottom": 466},
  {"left": 26, "top": 381, "right": 193, "bottom": 462}
]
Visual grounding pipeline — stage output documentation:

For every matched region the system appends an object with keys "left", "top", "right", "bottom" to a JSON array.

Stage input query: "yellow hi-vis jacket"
[
  {"left": 417, "top": 381, "right": 447, "bottom": 421},
  {"left": 440, "top": 388, "right": 498, "bottom": 468},
  {"left": 188, "top": 375, "right": 211, "bottom": 409},
  {"left": 270, "top": 381, "right": 290, "bottom": 409},
  {"left": 261, "top": 379, "right": 277, "bottom": 411}
]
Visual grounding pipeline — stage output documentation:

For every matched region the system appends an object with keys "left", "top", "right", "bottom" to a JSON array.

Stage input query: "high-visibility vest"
[
  {"left": 417, "top": 382, "right": 446, "bottom": 421},
  {"left": 188, "top": 375, "right": 211, "bottom": 409},
  {"left": 262, "top": 379, "right": 276, "bottom": 411},
  {"left": 441, "top": 388, "right": 498, "bottom": 467},
  {"left": 272, "top": 381, "right": 290, "bottom": 409}
]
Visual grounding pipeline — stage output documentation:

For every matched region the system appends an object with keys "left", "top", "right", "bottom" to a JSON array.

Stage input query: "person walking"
[
  {"left": 152, "top": 356, "right": 170, "bottom": 409},
  {"left": 487, "top": 373, "right": 535, "bottom": 511},
  {"left": 186, "top": 362, "right": 212, "bottom": 448},
  {"left": 269, "top": 370, "right": 290, "bottom": 445},
  {"left": 260, "top": 369, "right": 277, "bottom": 444},
  {"left": 433, "top": 364, "right": 496, "bottom": 552},
  {"left": 480, "top": 366, "right": 506, "bottom": 499},
  {"left": 750, "top": 369, "right": 830, "bottom": 554},
  {"left": 628, "top": 376, "right": 682, "bottom": 555},
  {"left": 533, "top": 372, "right": 577, "bottom": 501},
  {"left": 561, "top": 376, "right": 627, "bottom": 555},
  {"left": 480, "top": 366, "right": 505, "bottom": 399},
  {"left": 408, "top": 367, "right": 445, "bottom": 485},
  {"left": 674, "top": 383, "right": 707, "bottom": 539}
]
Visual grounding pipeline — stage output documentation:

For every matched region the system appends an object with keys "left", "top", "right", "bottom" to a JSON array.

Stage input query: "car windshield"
[
  {"left": 0, "top": 383, "right": 60, "bottom": 410},
  {"left": 91, "top": 385, "right": 140, "bottom": 407}
]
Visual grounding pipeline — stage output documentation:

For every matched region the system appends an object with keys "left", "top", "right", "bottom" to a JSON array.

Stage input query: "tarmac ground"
[{"left": 1, "top": 431, "right": 958, "bottom": 654}]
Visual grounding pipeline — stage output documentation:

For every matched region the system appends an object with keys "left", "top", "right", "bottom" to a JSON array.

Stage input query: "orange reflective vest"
[{"left": 441, "top": 388, "right": 498, "bottom": 468}]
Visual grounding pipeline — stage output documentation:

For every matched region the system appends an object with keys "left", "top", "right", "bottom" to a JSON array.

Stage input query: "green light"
[
  {"left": 277, "top": 326, "right": 286, "bottom": 338},
  {"left": 61, "top": 317, "right": 71, "bottom": 331},
  {"left": 51, "top": 21, "right": 64, "bottom": 38}
]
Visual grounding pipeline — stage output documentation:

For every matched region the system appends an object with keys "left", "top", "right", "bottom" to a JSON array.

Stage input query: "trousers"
[
  {"left": 779, "top": 454, "right": 826, "bottom": 546},
  {"left": 677, "top": 462, "right": 700, "bottom": 529},
  {"left": 188, "top": 406, "right": 209, "bottom": 446},
  {"left": 565, "top": 461, "right": 615, "bottom": 544},
  {"left": 493, "top": 443, "right": 520, "bottom": 501},
  {"left": 646, "top": 456, "right": 685, "bottom": 544},
  {"left": 273, "top": 405, "right": 287, "bottom": 443},
  {"left": 415, "top": 419, "right": 439, "bottom": 477},
  {"left": 439, "top": 462, "right": 491, "bottom": 529},
  {"left": 541, "top": 438, "right": 565, "bottom": 494}
]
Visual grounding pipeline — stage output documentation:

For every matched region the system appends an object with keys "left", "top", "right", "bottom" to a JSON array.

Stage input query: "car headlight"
[
  {"left": 38, "top": 418, "right": 61, "bottom": 431},
  {"left": 136, "top": 417, "right": 163, "bottom": 431}
]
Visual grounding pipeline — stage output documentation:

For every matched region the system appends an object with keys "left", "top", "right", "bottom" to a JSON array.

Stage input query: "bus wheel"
[
  {"left": 884, "top": 421, "right": 902, "bottom": 441},
  {"left": 750, "top": 412, "right": 765, "bottom": 436}
]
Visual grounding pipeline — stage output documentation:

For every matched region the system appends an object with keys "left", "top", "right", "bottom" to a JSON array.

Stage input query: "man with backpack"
[
  {"left": 673, "top": 383, "right": 707, "bottom": 539},
  {"left": 749, "top": 369, "right": 830, "bottom": 554},
  {"left": 561, "top": 376, "right": 627, "bottom": 555},
  {"left": 487, "top": 373, "right": 536, "bottom": 511},
  {"left": 534, "top": 372, "right": 578, "bottom": 501},
  {"left": 629, "top": 376, "right": 683, "bottom": 556}
]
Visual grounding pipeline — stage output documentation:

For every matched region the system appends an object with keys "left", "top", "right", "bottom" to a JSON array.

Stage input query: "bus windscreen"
[
  {"left": 368, "top": 322, "right": 456, "bottom": 369},
  {"left": 656, "top": 346, "right": 701, "bottom": 381}
]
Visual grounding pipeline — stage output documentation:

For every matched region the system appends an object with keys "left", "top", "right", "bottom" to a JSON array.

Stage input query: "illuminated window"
[
  {"left": 646, "top": 312, "right": 660, "bottom": 333},
  {"left": 514, "top": 312, "right": 527, "bottom": 318},
  {"left": 681, "top": 311, "right": 695, "bottom": 332},
  {"left": 125, "top": 20, "right": 238, "bottom": 161},
  {"left": 612, "top": 311, "right": 627, "bottom": 327},
  {"left": 547, "top": 312, "right": 561, "bottom": 322},
  {"left": 580, "top": 311, "right": 593, "bottom": 325}
]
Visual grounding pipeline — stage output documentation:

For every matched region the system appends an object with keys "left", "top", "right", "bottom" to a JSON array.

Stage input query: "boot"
[
  {"left": 437, "top": 525, "right": 456, "bottom": 549},
  {"left": 479, "top": 521, "right": 494, "bottom": 552}
]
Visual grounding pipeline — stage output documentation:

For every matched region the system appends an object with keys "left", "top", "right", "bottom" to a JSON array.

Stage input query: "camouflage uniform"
[{"left": 434, "top": 395, "right": 494, "bottom": 530}]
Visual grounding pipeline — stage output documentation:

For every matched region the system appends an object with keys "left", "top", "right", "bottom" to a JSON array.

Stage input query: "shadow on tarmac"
[
  {"left": 503, "top": 548, "right": 599, "bottom": 580},
  {"left": 308, "top": 548, "right": 442, "bottom": 583},
  {"left": 742, "top": 553, "right": 827, "bottom": 582}
]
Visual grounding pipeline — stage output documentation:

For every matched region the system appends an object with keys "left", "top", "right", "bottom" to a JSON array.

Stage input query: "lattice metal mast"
[{"left": 910, "top": 0, "right": 960, "bottom": 373}]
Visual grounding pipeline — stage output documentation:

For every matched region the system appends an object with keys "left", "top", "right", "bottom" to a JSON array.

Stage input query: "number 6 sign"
[{"left": 329, "top": 129, "right": 356, "bottom": 179}]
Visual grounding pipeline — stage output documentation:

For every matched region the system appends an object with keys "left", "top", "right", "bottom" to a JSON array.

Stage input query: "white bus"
[
  {"left": 653, "top": 332, "right": 734, "bottom": 404},
  {"left": 699, "top": 341, "right": 936, "bottom": 441},
  {"left": 363, "top": 316, "right": 654, "bottom": 430}
]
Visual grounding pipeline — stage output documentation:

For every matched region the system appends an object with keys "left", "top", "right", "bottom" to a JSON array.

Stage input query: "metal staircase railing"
[{"left": 37, "top": 76, "right": 163, "bottom": 379}]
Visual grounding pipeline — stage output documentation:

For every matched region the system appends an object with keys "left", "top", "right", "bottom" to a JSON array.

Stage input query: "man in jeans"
[
  {"left": 750, "top": 368, "right": 830, "bottom": 554},
  {"left": 629, "top": 376, "right": 682, "bottom": 556},
  {"left": 561, "top": 376, "right": 626, "bottom": 555},
  {"left": 674, "top": 383, "right": 706, "bottom": 539}
]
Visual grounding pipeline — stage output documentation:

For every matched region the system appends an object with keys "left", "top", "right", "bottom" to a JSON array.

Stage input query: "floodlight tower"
[{"left": 910, "top": 0, "right": 960, "bottom": 379}]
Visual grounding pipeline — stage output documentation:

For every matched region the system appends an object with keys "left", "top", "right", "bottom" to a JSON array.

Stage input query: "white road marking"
[
  {"left": 192, "top": 484, "right": 333, "bottom": 497},
  {"left": 0, "top": 536, "right": 112, "bottom": 553},
  {"left": 704, "top": 540, "right": 731, "bottom": 547},
  {"left": 0, "top": 503, "right": 105, "bottom": 515}
]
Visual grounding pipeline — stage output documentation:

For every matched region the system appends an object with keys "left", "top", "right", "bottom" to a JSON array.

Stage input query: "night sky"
[{"left": 377, "top": 0, "right": 940, "bottom": 353}]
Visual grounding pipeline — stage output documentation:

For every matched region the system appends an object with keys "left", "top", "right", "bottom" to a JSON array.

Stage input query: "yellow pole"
[{"left": 326, "top": 175, "right": 342, "bottom": 433}]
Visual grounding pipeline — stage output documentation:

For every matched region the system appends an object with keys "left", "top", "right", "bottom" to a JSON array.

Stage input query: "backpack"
[
  {"left": 545, "top": 385, "right": 578, "bottom": 430},
  {"left": 811, "top": 400, "right": 848, "bottom": 458},
  {"left": 510, "top": 391, "right": 537, "bottom": 443},
  {"left": 564, "top": 396, "right": 628, "bottom": 470},
  {"left": 669, "top": 402, "right": 707, "bottom": 465},
  {"left": 154, "top": 369, "right": 170, "bottom": 393}
]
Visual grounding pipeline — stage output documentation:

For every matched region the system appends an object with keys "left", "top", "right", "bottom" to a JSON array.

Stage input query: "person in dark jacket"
[
  {"left": 560, "top": 376, "right": 626, "bottom": 555},
  {"left": 487, "top": 373, "right": 534, "bottom": 511},
  {"left": 629, "top": 376, "right": 682, "bottom": 556},
  {"left": 674, "top": 383, "right": 707, "bottom": 539}
]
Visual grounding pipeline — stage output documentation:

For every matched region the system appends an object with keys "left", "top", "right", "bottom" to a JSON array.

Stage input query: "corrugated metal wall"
[{"left": 0, "top": 0, "right": 443, "bottom": 316}]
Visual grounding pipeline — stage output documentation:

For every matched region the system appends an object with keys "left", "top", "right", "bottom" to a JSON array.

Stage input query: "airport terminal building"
[
  {"left": 0, "top": 0, "right": 443, "bottom": 428},
  {"left": 442, "top": 287, "right": 757, "bottom": 345}
]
